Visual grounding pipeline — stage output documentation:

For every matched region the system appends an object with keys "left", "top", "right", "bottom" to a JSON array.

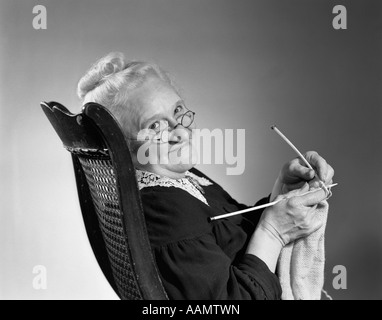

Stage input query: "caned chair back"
[{"left": 41, "top": 101, "right": 168, "bottom": 300}]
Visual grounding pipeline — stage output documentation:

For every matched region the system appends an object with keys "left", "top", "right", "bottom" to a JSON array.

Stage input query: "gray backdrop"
[{"left": 1, "top": 0, "right": 381, "bottom": 299}]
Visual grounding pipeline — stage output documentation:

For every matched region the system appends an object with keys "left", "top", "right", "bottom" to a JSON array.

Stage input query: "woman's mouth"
[{"left": 168, "top": 140, "right": 189, "bottom": 154}]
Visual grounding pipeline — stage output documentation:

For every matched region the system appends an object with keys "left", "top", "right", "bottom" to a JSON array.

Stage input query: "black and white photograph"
[{"left": 0, "top": 0, "right": 381, "bottom": 302}]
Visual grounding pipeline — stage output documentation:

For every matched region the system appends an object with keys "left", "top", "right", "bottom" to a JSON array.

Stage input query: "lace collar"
[{"left": 135, "top": 169, "right": 213, "bottom": 206}]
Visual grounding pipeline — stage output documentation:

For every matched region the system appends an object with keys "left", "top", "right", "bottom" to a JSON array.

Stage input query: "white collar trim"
[{"left": 135, "top": 169, "right": 213, "bottom": 206}]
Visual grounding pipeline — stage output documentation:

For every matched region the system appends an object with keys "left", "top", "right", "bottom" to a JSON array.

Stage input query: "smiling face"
[{"left": 124, "top": 75, "right": 197, "bottom": 178}]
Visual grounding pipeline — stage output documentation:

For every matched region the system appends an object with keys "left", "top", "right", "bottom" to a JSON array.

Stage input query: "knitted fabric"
[{"left": 277, "top": 200, "right": 329, "bottom": 300}]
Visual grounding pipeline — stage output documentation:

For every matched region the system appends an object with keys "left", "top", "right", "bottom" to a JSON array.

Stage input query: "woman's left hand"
[{"left": 271, "top": 151, "right": 334, "bottom": 200}]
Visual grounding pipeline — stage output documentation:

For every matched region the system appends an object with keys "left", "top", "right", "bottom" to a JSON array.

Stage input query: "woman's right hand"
[
  {"left": 246, "top": 183, "right": 328, "bottom": 272},
  {"left": 259, "top": 183, "right": 328, "bottom": 246}
]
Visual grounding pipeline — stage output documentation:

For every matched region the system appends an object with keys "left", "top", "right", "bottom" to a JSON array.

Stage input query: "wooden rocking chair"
[{"left": 40, "top": 101, "right": 168, "bottom": 300}]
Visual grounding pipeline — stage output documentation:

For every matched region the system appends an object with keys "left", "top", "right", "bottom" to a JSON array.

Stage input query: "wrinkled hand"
[
  {"left": 271, "top": 151, "right": 334, "bottom": 201},
  {"left": 261, "top": 183, "right": 328, "bottom": 245}
]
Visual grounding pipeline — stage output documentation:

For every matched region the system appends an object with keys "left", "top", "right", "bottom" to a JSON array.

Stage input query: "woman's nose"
[{"left": 168, "top": 125, "right": 191, "bottom": 143}]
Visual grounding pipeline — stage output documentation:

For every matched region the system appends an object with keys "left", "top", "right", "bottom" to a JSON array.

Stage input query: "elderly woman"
[{"left": 77, "top": 52, "right": 334, "bottom": 300}]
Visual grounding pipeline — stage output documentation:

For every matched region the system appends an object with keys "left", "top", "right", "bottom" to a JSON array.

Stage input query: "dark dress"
[{"left": 137, "top": 167, "right": 282, "bottom": 300}]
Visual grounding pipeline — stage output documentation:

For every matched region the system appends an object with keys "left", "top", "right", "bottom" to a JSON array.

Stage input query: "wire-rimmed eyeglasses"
[{"left": 127, "top": 110, "right": 195, "bottom": 143}]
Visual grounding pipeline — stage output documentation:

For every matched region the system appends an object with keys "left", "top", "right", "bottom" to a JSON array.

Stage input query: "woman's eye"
[
  {"left": 174, "top": 105, "right": 183, "bottom": 114},
  {"left": 149, "top": 122, "right": 160, "bottom": 131}
]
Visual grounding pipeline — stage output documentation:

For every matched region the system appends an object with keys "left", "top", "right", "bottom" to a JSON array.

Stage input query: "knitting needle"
[
  {"left": 209, "top": 183, "right": 338, "bottom": 221},
  {"left": 271, "top": 125, "right": 330, "bottom": 195}
]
